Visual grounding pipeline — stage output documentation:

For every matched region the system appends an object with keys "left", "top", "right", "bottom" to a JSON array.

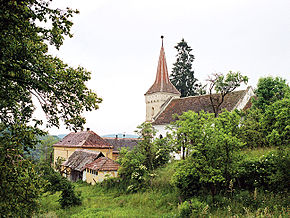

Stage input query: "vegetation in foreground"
[{"left": 38, "top": 152, "right": 289, "bottom": 217}]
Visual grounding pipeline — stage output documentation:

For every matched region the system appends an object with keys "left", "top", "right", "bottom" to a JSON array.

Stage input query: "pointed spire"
[{"left": 145, "top": 37, "right": 181, "bottom": 95}]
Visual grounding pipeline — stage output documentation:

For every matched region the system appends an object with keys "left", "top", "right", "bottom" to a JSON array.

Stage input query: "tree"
[
  {"left": 170, "top": 39, "right": 204, "bottom": 97},
  {"left": 263, "top": 97, "right": 290, "bottom": 147},
  {"left": 171, "top": 110, "right": 243, "bottom": 198},
  {"left": 239, "top": 108, "right": 267, "bottom": 148},
  {"left": 253, "top": 76, "right": 289, "bottom": 112},
  {"left": 168, "top": 110, "right": 214, "bottom": 159},
  {"left": 118, "top": 122, "right": 172, "bottom": 192},
  {"left": 207, "top": 71, "right": 248, "bottom": 117},
  {"left": 26, "top": 135, "right": 60, "bottom": 163},
  {"left": 0, "top": 1, "right": 101, "bottom": 215}
]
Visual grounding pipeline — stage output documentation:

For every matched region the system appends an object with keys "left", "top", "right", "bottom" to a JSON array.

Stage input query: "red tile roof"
[
  {"left": 53, "top": 131, "right": 112, "bottom": 149},
  {"left": 62, "top": 149, "right": 104, "bottom": 171},
  {"left": 145, "top": 45, "right": 180, "bottom": 95},
  {"left": 85, "top": 157, "right": 120, "bottom": 171},
  {"left": 153, "top": 89, "right": 249, "bottom": 125}
]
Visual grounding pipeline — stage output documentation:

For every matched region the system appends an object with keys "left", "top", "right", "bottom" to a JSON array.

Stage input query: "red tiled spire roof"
[{"left": 145, "top": 39, "right": 181, "bottom": 95}]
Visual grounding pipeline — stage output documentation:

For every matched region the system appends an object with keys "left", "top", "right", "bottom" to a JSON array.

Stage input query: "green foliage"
[
  {"left": 26, "top": 134, "right": 59, "bottom": 163},
  {"left": 237, "top": 149, "right": 290, "bottom": 191},
  {"left": 170, "top": 110, "right": 243, "bottom": 197},
  {"left": 169, "top": 110, "right": 214, "bottom": 159},
  {"left": 170, "top": 158, "right": 201, "bottom": 198},
  {"left": 263, "top": 97, "right": 289, "bottom": 147},
  {"left": 178, "top": 201, "right": 192, "bottom": 217},
  {"left": 37, "top": 163, "right": 82, "bottom": 208},
  {"left": 178, "top": 199, "right": 208, "bottom": 217},
  {"left": 38, "top": 176, "right": 289, "bottom": 217},
  {"left": 239, "top": 108, "right": 267, "bottom": 148},
  {"left": 0, "top": 124, "right": 45, "bottom": 217},
  {"left": 240, "top": 78, "right": 289, "bottom": 148},
  {"left": 207, "top": 71, "right": 248, "bottom": 117},
  {"left": 118, "top": 122, "right": 172, "bottom": 192},
  {"left": 0, "top": 1, "right": 100, "bottom": 215},
  {"left": 170, "top": 38, "right": 204, "bottom": 97},
  {"left": 0, "top": 0, "right": 102, "bottom": 130},
  {"left": 253, "top": 76, "right": 289, "bottom": 112}
]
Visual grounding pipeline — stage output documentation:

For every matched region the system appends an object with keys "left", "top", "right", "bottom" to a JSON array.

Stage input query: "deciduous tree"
[
  {"left": 0, "top": 0, "right": 101, "bottom": 215},
  {"left": 207, "top": 71, "right": 248, "bottom": 117},
  {"left": 253, "top": 76, "right": 289, "bottom": 112}
]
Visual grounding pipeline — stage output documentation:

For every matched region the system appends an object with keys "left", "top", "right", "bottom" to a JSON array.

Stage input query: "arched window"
[
  {"left": 159, "top": 134, "right": 163, "bottom": 139},
  {"left": 151, "top": 107, "right": 155, "bottom": 116}
]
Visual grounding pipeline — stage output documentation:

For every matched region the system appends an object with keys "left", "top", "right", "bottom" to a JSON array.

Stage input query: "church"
[{"left": 145, "top": 39, "right": 254, "bottom": 137}]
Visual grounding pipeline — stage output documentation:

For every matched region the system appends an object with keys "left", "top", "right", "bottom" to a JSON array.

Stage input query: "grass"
[
  {"left": 37, "top": 182, "right": 178, "bottom": 217},
  {"left": 241, "top": 146, "right": 277, "bottom": 159}
]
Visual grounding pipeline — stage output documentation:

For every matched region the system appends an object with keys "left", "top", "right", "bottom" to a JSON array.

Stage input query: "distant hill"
[
  {"left": 53, "top": 133, "right": 139, "bottom": 139},
  {"left": 102, "top": 134, "right": 139, "bottom": 139},
  {"left": 54, "top": 134, "right": 67, "bottom": 139}
]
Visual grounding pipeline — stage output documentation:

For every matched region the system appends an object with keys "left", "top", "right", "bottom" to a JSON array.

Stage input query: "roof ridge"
[{"left": 177, "top": 88, "right": 247, "bottom": 100}]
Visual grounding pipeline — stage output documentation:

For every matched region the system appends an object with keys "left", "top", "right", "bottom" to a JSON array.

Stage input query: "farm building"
[
  {"left": 84, "top": 156, "right": 120, "bottom": 184},
  {"left": 53, "top": 129, "right": 113, "bottom": 166},
  {"left": 62, "top": 149, "right": 104, "bottom": 182}
]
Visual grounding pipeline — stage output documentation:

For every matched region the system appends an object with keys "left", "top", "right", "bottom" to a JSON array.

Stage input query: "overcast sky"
[{"left": 43, "top": 0, "right": 290, "bottom": 136}]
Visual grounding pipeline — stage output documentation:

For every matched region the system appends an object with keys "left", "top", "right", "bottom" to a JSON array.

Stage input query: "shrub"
[
  {"left": 237, "top": 150, "right": 289, "bottom": 191},
  {"left": 178, "top": 201, "right": 191, "bottom": 218},
  {"left": 37, "top": 163, "right": 82, "bottom": 208}
]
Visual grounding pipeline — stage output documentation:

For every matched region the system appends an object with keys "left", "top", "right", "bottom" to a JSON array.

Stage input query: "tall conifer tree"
[{"left": 170, "top": 39, "right": 202, "bottom": 97}]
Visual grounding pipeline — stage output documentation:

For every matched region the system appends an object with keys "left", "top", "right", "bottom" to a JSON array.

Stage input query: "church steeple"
[
  {"left": 145, "top": 36, "right": 180, "bottom": 95},
  {"left": 145, "top": 37, "right": 181, "bottom": 122}
]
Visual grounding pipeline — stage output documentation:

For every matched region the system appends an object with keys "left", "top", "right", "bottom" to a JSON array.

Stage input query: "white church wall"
[{"left": 153, "top": 124, "right": 182, "bottom": 160}]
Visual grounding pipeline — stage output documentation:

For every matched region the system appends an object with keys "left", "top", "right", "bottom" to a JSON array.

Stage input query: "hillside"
[{"left": 38, "top": 149, "right": 289, "bottom": 217}]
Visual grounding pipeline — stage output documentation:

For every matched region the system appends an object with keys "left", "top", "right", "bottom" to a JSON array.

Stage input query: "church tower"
[{"left": 145, "top": 36, "right": 181, "bottom": 122}]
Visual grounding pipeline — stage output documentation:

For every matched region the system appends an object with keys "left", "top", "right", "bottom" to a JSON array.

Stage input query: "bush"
[
  {"left": 37, "top": 163, "right": 82, "bottom": 208},
  {"left": 178, "top": 201, "right": 191, "bottom": 218},
  {"left": 237, "top": 150, "right": 289, "bottom": 191},
  {"left": 171, "top": 158, "right": 201, "bottom": 198}
]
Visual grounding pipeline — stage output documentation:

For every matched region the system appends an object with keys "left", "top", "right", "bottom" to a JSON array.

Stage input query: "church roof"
[
  {"left": 53, "top": 130, "right": 112, "bottom": 149},
  {"left": 145, "top": 43, "right": 181, "bottom": 96},
  {"left": 153, "top": 88, "right": 252, "bottom": 125}
]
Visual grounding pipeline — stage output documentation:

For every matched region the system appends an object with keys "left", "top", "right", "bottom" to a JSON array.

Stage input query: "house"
[
  {"left": 53, "top": 129, "right": 113, "bottom": 166},
  {"left": 145, "top": 40, "right": 255, "bottom": 137},
  {"left": 104, "top": 137, "right": 140, "bottom": 160},
  {"left": 62, "top": 149, "right": 104, "bottom": 182},
  {"left": 84, "top": 157, "right": 120, "bottom": 184}
]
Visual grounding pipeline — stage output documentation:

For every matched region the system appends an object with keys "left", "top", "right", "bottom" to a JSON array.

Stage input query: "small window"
[{"left": 159, "top": 134, "right": 163, "bottom": 139}]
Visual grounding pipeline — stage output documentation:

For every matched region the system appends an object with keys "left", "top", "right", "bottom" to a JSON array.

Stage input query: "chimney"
[{"left": 115, "top": 135, "right": 118, "bottom": 140}]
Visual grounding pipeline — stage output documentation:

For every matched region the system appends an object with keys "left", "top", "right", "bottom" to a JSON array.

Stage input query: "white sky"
[{"left": 43, "top": 0, "right": 290, "bottom": 136}]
